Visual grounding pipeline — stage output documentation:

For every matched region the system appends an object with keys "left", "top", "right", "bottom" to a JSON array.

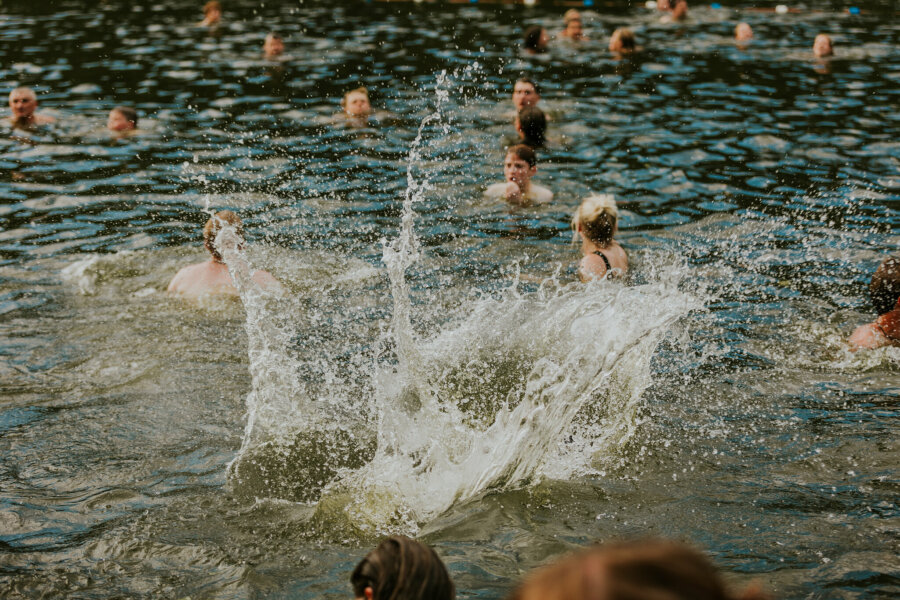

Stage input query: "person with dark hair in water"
[
  {"left": 351, "top": 536, "right": 455, "bottom": 600},
  {"left": 849, "top": 256, "right": 900, "bottom": 350},
  {"left": 263, "top": 32, "right": 285, "bottom": 59},
  {"left": 608, "top": 28, "right": 637, "bottom": 54},
  {"left": 506, "top": 539, "right": 770, "bottom": 600},
  {"left": 516, "top": 106, "right": 546, "bottom": 149},
  {"left": 107, "top": 106, "right": 138, "bottom": 132},
  {"left": 485, "top": 144, "right": 553, "bottom": 206},
  {"left": 523, "top": 26, "right": 549, "bottom": 54}
]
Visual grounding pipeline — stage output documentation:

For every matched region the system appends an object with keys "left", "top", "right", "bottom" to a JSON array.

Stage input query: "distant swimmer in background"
[
  {"left": 107, "top": 106, "right": 138, "bottom": 134},
  {"left": 199, "top": 0, "right": 222, "bottom": 27},
  {"left": 523, "top": 26, "right": 550, "bottom": 55},
  {"left": 734, "top": 22, "right": 754, "bottom": 44},
  {"left": 167, "top": 210, "right": 282, "bottom": 298},
  {"left": 263, "top": 32, "right": 285, "bottom": 59},
  {"left": 661, "top": 0, "right": 688, "bottom": 22},
  {"left": 609, "top": 28, "right": 637, "bottom": 55},
  {"left": 351, "top": 536, "right": 455, "bottom": 600},
  {"left": 849, "top": 256, "right": 900, "bottom": 351},
  {"left": 341, "top": 86, "right": 373, "bottom": 121},
  {"left": 558, "top": 9, "right": 587, "bottom": 42},
  {"left": 813, "top": 33, "right": 834, "bottom": 58},
  {"left": 7, "top": 87, "right": 55, "bottom": 129},
  {"left": 485, "top": 144, "right": 553, "bottom": 207},
  {"left": 572, "top": 194, "right": 628, "bottom": 281},
  {"left": 515, "top": 106, "right": 546, "bottom": 149}
]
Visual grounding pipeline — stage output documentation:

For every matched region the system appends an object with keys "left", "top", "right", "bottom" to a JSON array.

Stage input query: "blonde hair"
[
  {"left": 203, "top": 210, "right": 243, "bottom": 261},
  {"left": 572, "top": 194, "right": 619, "bottom": 247}
]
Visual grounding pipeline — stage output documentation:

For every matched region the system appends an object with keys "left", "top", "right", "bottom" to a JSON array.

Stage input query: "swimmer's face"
[
  {"left": 565, "top": 20, "right": 583, "bottom": 39},
  {"left": 205, "top": 7, "right": 221, "bottom": 23},
  {"left": 504, "top": 153, "right": 536, "bottom": 187},
  {"left": 344, "top": 91, "right": 371, "bottom": 117},
  {"left": 735, "top": 23, "right": 753, "bottom": 42},
  {"left": 813, "top": 34, "right": 833, "bottom": 58},
  {"left": 512, "top": 82, "right": 540, "bottom": 111},
  {"left": 107, "top": 109, "right": 135, "bottom": 131},
  {"left": 9, "top": 90, "right": 37, "bottom": 120},
  {"left": 264, "top": 35, "right": 284, "bottom": 57}
]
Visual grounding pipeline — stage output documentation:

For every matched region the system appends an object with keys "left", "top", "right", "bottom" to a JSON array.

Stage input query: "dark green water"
[{"left": 0, "top": 0, "right": 898, "bottom": 598}]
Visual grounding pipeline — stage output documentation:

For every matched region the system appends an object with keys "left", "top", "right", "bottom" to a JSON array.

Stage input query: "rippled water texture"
[{"left": 1, "top": 0, "right": 898, "bottom": 598}]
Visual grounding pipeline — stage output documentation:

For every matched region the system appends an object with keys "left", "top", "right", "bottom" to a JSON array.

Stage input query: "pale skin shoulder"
[{"left": 167, "top": 260, "right": 282, "bottom": 298}]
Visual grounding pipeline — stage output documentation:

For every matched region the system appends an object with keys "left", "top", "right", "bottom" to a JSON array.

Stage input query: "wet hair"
[
  {"left": 203, "top": 1, "right": 221, "bottom": 15},
  {"left": 572, "top": 194, "right": 618, "bottom": 248},
  {"left": 611, "top": 28, "right": 636, "bottom": 52},
  {"left": 341, "top": 86, "right": 369, "bottom": 108},
  {"left": 870, "top": 256, "right": 900, "bottom": 315},
  {"left": 517, "top": 106, "right": 546, "bottom": 148},
  {"left": 523, "top": 26, "right": 547, "bottom": 53},
  {"left": 9, "top": 86, "right": 37, "bottom": 101},
  {"left": 563, "top": 9, "right": 581, "bottom": 23},
  {"left": 112, "top": 106, "right": 138, "bottom": 127},
  {"left": 506, "top": 539, "right": 770, "bottom": 600},
  {"left": 506, "top": 144, "right": 537, "bottom": 168},
  {"left": 350, "top": 536, "right": 455, "bottom": 600},
  {"left": 203, "top": 210, "right": 243, "bottom": 262},
  {"left": 515, "top": 77, "right": 541, "bottom": 98}
]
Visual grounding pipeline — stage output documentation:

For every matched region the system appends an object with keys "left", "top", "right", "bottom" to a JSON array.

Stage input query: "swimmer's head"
[
  {"left": 562, "top": 14, "right": 583, "bottom": 40},
  {"left": 342, "top": 87, "right": 372, "bottom": 117},
  {"left": 107, "top": 106, "right": 137, "bottom": 131},
  {"left": 8, "top": 87, "right": 38, "bottom": 121},
  {"left": 734, "top": 22, "right": 753, "bottom": 42},
  {"left": 813, "top": 33, "right": 833, "bottom": 58},
  {"left": 609, "top": 28, "right": 636, "bottom": 53},
  {"left": 572, "top": 194, "right": 619, "bottom": 248},
  {"left": 264, "top": 32, "right": 284, "bottom": 58},
  {"left": 563, "top": 9, "right": 582, "bottom": 23},
  {"left": 351, "top": 536, "right": 454, "bottom": 600},
  {"left": 512, "top": 77, "right": 541, "bottom": 111},
  {"left": 203, "top": 210, "right": 244, "bottom": 262},
  {"left": 203, "top": 0, "right": 222, "bottom": 20},
  {"left": 506, "top": 539, "right": 770, "bottom": 600},
  {"left": 523, "top": 26, "right": 549, "bottom": 54},
  {"left": 671, "top": 0, "right": 688, "bottom": 20},
  {"left": 516, "top": 106, "right": 546, "bottom": 148},
  {"left": 504, "top": 144, "right": 538, "bottom": 188},
  {"left": 870, "top": 256, "right": 900, "bottom": 315}
]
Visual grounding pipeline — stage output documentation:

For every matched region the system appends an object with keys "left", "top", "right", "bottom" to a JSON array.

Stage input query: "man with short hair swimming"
[{"left": 8, "top": 87, "right": 55, "bottom": 129}]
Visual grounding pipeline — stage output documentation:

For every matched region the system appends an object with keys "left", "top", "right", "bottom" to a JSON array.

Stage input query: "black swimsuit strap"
[{"left": 592, "top": 250, "right": 612, "bottom": 272}]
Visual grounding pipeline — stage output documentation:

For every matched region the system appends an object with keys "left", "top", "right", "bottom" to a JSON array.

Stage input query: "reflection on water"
[{"left": 1, "top": 0, "right": 898, "bottom": 598}]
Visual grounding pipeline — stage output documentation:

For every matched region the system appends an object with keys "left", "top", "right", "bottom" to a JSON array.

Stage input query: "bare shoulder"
[
  {"left": 531, "top": 184, "right": 553, "bottom": 203},
  {"left": 579, "top": 254, "right": 608, "bottom": 281},
  {"left": 167, "top": 262, "right": 204, "bottom": 292},
  {"left": 251, "top": 269, "right": 284, "bottom": 293},
  {"left": 484, "top": 182, "right": 507, "bottom": 197}
]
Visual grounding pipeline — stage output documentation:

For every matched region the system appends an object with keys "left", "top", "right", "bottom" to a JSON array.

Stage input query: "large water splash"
[{"left": 224, "top": 70, "right": 700, "bottom": 536}]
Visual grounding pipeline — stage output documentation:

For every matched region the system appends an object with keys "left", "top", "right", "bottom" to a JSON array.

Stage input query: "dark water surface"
[{"left": 1, "top": 0, "right": 898, "bottom": 598}]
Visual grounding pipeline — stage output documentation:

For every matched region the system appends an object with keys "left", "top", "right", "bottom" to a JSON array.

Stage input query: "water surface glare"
[{"left": 0, "top": 0, "right": 898, "bottom": 598}]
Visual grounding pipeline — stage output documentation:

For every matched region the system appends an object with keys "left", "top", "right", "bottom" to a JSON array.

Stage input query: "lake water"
[{"left": 0, "top": 0, "right": 898, "bottom": 598}]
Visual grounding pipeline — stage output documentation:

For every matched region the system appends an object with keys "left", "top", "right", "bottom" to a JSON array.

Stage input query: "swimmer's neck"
[{"left": 582, "top": 237, "right": 611, "bottom": 254}]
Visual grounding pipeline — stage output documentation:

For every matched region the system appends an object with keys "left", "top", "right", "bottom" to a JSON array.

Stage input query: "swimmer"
[
  {"left": 107, "top": 106, "right": 138, "bottom": 132},
  {"left": 813, "top": 33, "right": 833, "bottom": 58},
  {"left": 734, "top": 22, "right": 754, "bottom": 43},
  {"left": 609, "top": 28, "right": 637, "bottom": 54},
  {"left": 572, "top": 194, "right": 628, "bottom": 281},
  {"left": 342, "top": 87, "right": 372, "bottom": 118},
  {"left": 523, "top": 26, "right": 549, "bottom": 54},
  {"left": 849, "top": 256, "right": 900, "bottom": 351},
  {"left": 512, "top": 78, "right": 541, "bottom": 112},
  {"left": 558, "top": 10, "right": 586, "bottom": 42},
  {"left": 506, "top": 539, "right": 770, "bottom": 600},
  {"left": 263, "top": 32, "right": 284, "bottom": 59},
  {"left": 167, "top": 210, "right": 282, "bottom": 298},
  {"left": 351, "top": 536, "right": 455, "bottom": 600},
  {"left": 485, "top": 144, "right": 552, "bottom": 206},
  {"left": 199, "top": 0, "right": 222, "bottom": 27},
  {"left": 671, "top": 0, "right": 689, "bottom": 21},
  {"left": 516, "top": 106, "right": 546, "bottom": 149},
  {"left": 7, "top": 87, "right": 55, "bottom": 129}
]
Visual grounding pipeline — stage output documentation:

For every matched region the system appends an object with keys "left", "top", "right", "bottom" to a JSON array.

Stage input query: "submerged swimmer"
[
  {"left": 506, "top": 539, "right": 770, "bottom": 600},
  {"left": 734, "top": 22, "right": 754, "bottom": 43},
  {"left": 263, "top": 32, "right": 285, "bottom": 59},
  {"left": 199, "top": 0, "right": 222, "bottom": 27},
  {"left": 523, "top": 26, "right": 550, "bottom": 55},
  {"left": 7, "top": 87, "right": 55, "bottom": 129},
  {"left": 558, "top": 10, "right": 587, "bottom": 42},
  {"left": 849, "top": 256, "right": 900, "bottom": 351},
  {"left": 107, "top": 106, "right": 138, "bottom": 133},
  {"left": 609, "top": 28, "right": 637, "bottom": 54},
  {"left": 167, "top": 210, "right": 281, "bottom": 298},
  {"left": 485, "top": 144, "right": 553, "bottom": 206},
  {"left": 572, "top": 194, "right": 628, "bottom": 281},
  {"left": 516, "top": 106, "right": 546, "bottom": 149},
  {"left": 351, "top": 536, "right": 455, "bottom": 600},
  {"left": 813, "top": 33, "right": 834, "bottom": 58}
]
